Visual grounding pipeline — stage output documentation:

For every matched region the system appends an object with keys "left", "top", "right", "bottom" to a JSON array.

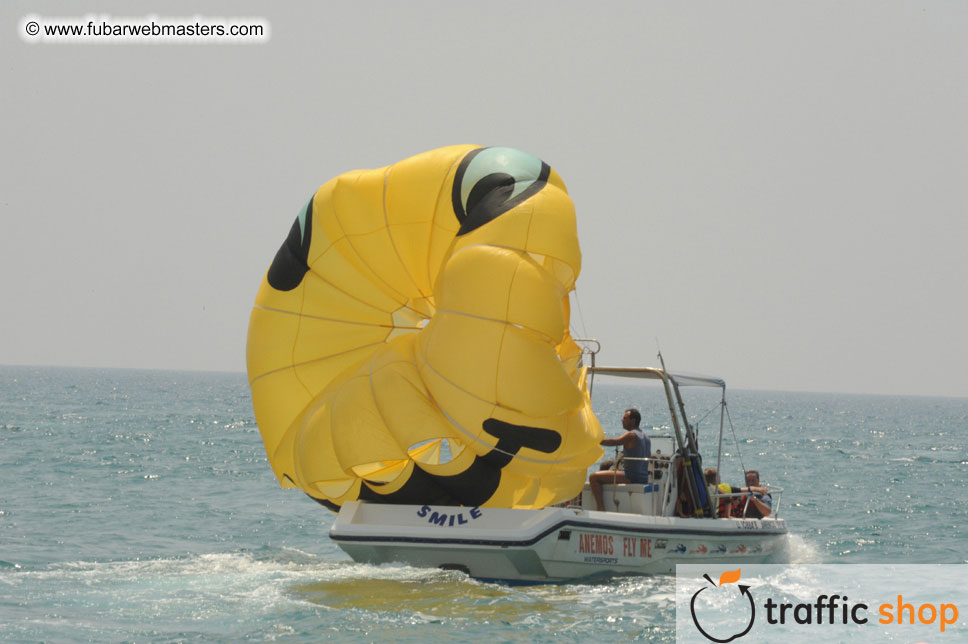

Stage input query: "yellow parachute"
[{"left": 246, "top": 145, "right": 604, "bottom": 509}]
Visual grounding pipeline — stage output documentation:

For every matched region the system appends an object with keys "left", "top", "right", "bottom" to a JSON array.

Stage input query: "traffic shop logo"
[
  {"left": 685, "top": 567, "right": 960, "bottom": 641},
  {"left": 689, "top": 569, "right": 755, "bottom": 643}
]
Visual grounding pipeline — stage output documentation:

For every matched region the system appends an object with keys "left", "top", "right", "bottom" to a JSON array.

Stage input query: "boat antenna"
[{"left": 656, "top": 338, "right": 667, "bottom": 372}]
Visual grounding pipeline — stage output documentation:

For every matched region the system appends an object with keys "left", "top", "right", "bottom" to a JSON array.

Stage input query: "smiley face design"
[{"left": 247, "top": 146, "right": 604, "bottom": 509}]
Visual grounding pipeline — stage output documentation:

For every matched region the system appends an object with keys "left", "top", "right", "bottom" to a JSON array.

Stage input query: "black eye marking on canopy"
[
  {"left": 354, "top": 418, "right": 562, "bottom": 507},
  {"left": 451, "top": 147, "right": 552, "bottom": 237},
  {"left": 267, "top": 197, "right": 313, "bottom": 291}
]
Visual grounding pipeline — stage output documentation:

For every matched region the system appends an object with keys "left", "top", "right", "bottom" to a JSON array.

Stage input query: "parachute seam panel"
[
  {"left": 330, "top": 175, "right": 410, "bottom": 304},
  {"left": 426, "top": 151, "right": 472, "bottom": 291},
  {"left": 408, "top": 331, "right": 467, "bottom": 462},
  {"left": 305, "top": 389, "right": 358, "bottom": 499},
  {"left": 433, "top": 309, "right": 556, "bottom": 345},
  {"left": 417, "top": 353, "right": 572, "bottom": 466},
  {"left": 450, "top": 243, "right": 572, "bottom": 296},
  {"left": 382, "top": 165, "right": 431, "bottom": 301},
  {"left": 302, "top": 201, "right": 386, "bottom": 304},
  {"left": 303, "top": 254, "right": 397, "bottom": 314},
  {"left": 290, "top": 243, "right": 314, "bottom": 403},
  {"left": 523, "top": 202, "right": 572, "bottom": 462},
  {"left": 437, "top": 400, "right": 572, "bottom": 466},
  {"left": 495, "top": 255, "right": 518, "bottom": 419},
  {"left": 365, "top": 345, "right": 411, "bottom": 470},
  {"left": 305, "top": 249, "right": 432, "bottom": 322},
  {"left": 248, "top": 341, "right": 385, "bottom": 386},
  {"left": 252, "top": 304, "right": 416, "bottom": 329}
]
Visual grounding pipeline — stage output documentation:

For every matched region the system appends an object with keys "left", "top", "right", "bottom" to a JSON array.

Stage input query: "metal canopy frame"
[{"left": 585, "top": 363, "right": 726, "bottom": 519}]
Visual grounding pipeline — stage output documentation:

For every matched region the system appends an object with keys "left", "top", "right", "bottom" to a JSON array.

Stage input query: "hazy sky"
[{"left": 3, "top": 2, "right": 966, "bottom": 397}]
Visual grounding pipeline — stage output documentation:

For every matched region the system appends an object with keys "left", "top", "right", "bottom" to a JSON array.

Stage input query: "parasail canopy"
[{"left": 246, "top": 145, "right": 603, "bottom": 510}]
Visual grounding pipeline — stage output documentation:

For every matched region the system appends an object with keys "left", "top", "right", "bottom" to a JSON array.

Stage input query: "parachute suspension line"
[
  {"left": 723, "top": 400, "right": 748, "bottom": 478},
  {"left": 694, "top": 403, "right": 721, "bottom": 426},
  {"left": 692, "top": 400, "right": 722, "bottom": 444},
  {"left": 716, "top": 390, "right": 726, "bottom": 483},
  {"left": 571, "top": 287, "right": 588, "bottom": 340}
]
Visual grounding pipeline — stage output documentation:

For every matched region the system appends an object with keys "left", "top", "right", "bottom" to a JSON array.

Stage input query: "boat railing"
[
  {"left": 709, "top": 485, "right": 783, "bottom": 519},
  {"left": 573, "top": 338, "right": 601, "bottom": 373},
  {"left": 617, "top": 455, "right": 671, "bottom": 478}
]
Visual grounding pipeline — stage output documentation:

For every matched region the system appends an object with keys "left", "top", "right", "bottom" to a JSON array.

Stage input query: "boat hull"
[{"left": 330, "top": 501, "right": 787, "bottom": 583}]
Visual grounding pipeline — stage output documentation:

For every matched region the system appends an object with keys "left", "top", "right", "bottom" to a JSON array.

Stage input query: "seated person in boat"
[
  {"left": 704, "top": 468, "right": 735, "bottom": 518},
  {"left": 589, "top": 408, "right": 651, "bottom": 511},
  {"left": 738, "top": 470, "right": 772, "bottom": 518},
  {"left": 703, "top": 468, "right": 772, "bottom": 518}
]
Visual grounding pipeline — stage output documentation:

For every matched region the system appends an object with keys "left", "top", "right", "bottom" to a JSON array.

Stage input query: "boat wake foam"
[{"left": 774, "top": 533, "right": 824, "bottom": 564}]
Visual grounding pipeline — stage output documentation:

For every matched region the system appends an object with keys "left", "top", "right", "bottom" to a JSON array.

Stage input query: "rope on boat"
[
  {"left": 723, "top": 400, "right": 749, "bottom": 477},
  {"left": 570, "top": 288, "right": 589, "bottom": 340},
  {"left": 692, "top": 399, "right": 723, "bottom": 444}
]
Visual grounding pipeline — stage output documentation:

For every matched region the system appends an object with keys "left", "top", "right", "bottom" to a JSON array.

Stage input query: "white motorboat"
[{"left": 330, "top": 360, "right": 788, "bottom": 583}]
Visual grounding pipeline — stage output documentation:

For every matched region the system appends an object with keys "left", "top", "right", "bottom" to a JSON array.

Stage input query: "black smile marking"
[
  {"left": 267, "top": 196, "right": 313, "bottom": 291},
  {"left": 357, "top": 419, "right": 562, "bottom": 507}
]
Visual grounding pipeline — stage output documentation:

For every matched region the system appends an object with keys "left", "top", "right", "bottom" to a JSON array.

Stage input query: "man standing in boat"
[{"left": 589, "top": 408, "right": 651, "bottom": 511}]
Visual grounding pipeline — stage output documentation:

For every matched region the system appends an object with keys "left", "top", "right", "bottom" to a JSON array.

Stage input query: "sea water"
[{"left": 1, "top": 366, "right": 965, "bottom": 643}]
